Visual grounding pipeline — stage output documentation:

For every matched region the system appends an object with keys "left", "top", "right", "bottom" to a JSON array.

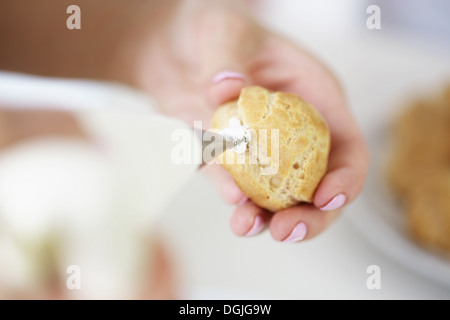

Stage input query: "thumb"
[
  {"left": 207, "top": 70, "right": 249, "bottom": 107},
  {"left": 199, "top": 15, "right": 256, "bottom": 107}
]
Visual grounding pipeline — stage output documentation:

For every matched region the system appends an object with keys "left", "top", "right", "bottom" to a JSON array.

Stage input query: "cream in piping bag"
[{"left": 218, "top": 117, "right": 251, "bottom": 154}]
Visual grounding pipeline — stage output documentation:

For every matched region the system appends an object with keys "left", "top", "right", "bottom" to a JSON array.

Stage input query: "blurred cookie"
[
  {"left": 388, "top": 85, "right": 450, "bottom": 254},
  {"left": 405, "top": 171, "right": 450, "bottom": 251}
]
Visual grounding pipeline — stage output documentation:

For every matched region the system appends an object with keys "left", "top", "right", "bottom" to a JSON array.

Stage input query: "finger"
[
  {"left": 269, "top": 204, "right": 342, "bottom": 243},
  {"left": 201, "top": 163, "right": 246, "bottom": 205},
  {"left": 198, "top": 13, "right": 258, "bottom": 107},
  {"left": 230, "top": 200, "right": 271, "bottom": 237},
  {"left": 313, "top": 132, "right": 370, "bottom": 211},
  {"left": 208, "top": 71, "right": 249, "bottom": 107}
]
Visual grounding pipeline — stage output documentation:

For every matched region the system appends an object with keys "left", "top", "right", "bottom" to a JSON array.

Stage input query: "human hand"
[{"left": 138, "top": 0, "right": 369, "bottom": 242}]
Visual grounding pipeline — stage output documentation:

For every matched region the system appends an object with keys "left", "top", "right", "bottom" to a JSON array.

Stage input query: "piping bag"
[
  {"left": 76, "top": 111, "right": 249, "bottom": 214},
  {"left": 0, "top": 72, "right": 254, "bottom": 296},
  {"left": 0, "top": 108, "right": 249, "bottom": 297},
  {"left": 0, "top": 72, "right": 249, "bottom": 211}
]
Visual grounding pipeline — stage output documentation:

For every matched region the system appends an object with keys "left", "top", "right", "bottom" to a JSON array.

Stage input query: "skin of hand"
[
  {"left": 0, "top": 0, "right": 369, "bottom": 243},
  {"left": 134, "top": 1, "right": 370, "bottom": 242}
]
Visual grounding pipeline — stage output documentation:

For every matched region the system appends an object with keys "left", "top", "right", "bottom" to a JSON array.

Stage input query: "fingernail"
[
  {"left": 283, "top": 222, "right": 307, "bottom": 243},
  {"left": 320, "top": 193, "right": 346, "bottom": 211},
  {"left": 212, "top": 70, "right": 246, "bottom": 84},
  {"left": 245, "top": 215, "right": 264, "bottom": 237},
  {"left": 237, "top": 196, "right": 249, "bottom": 206}
]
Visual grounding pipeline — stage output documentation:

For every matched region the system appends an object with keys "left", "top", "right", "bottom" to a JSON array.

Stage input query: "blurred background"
[{"left": 1, "top": 0, "right": 450, "bottom": 299}]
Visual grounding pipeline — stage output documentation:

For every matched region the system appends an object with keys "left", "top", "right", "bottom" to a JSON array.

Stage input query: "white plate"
[{"left": 348, "top": 125, "right": 450, "bottom": 288}]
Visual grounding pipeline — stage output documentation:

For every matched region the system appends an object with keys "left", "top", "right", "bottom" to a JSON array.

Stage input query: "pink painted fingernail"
[
  {"left": 320, "top": 193, "right": 346, "bottom": 211},
  {"left": 212, "top": 70, "right": 246, "bottom": 84},
  {"left": 237, "top": 196, "right": 249, "bottom": 206},
  {"left": 283, "top": 222, "right": 307, "bottom": 243},
  {"left": 245, "top": 215, "right": 265, "bottom": 237}
]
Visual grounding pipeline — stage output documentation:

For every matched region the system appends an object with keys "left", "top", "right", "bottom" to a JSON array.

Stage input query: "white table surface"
[{"left": 160, "top": 173, "right": 450, "bottom": 299}]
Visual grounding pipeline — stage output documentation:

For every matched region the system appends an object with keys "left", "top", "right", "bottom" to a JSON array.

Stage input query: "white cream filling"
[{"left": 218, "top": 117, "right": 251, "bottom": 154}]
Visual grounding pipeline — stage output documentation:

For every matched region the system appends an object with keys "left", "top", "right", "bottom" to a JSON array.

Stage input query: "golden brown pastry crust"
[
  {"left": 388, "top": 85, "right": 450, "bottom": 253},
  {"left": 211, "top": 86, "right": 330, "bottom": 212},
  {"left": 405, "top": 172, "right": 450, "bottom": 252}
]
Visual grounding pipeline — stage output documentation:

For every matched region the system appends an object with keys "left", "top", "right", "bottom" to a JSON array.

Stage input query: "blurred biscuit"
[{"left": 389, "top": 85, "right": 450, "bottom": 253}]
